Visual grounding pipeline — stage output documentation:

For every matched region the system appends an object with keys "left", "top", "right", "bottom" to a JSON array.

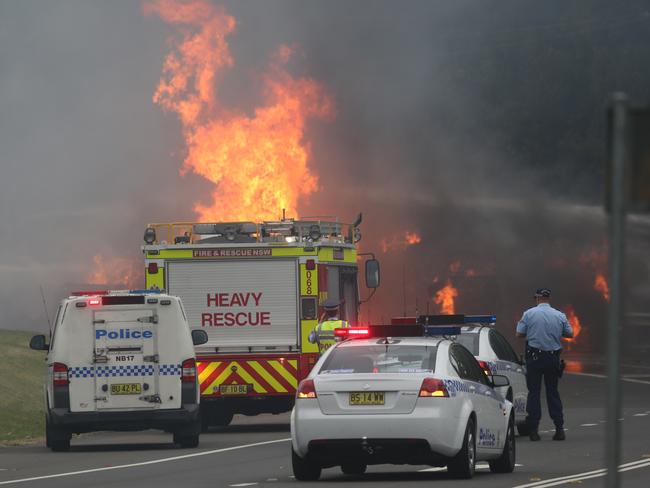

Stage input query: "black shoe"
[
  {"left": 529, "top": 431, "right": 541, "bottom": 441},
  {"left": 553, "top": 428, "right": 565, "bottom": 441}
]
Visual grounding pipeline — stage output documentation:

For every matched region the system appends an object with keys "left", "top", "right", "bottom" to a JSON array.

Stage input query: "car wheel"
[
  {"left": 447, "top": 417, "right": 476, "bottom": 479},
  {"left": 46, "top": 417, "right": 71, "bottom": 452},
  {"left": 516, "top": 422, "right": 531, "bottom": 436},
  {"left": 341, "top": 462, "right": 367, "bottom": 475},
  {"left": 292, "top": 448, "right": 321, "bottom": 481},
  {"left": 490, "top": 415, "right": 516, "bottom": 473},
  {"left": 174, "top": 432, "right": 200, "bottom": 448}
]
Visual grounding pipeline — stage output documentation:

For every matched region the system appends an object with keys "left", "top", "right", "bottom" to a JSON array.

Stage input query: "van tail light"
[
  {"left": 296, "top": 379, "right": 317, "bottom": 399},
  {"left": 181, "top": 358, "right": 197, "bottom": 383},
  {"left": 419, "top": 378, "right": 449, "bottom": 397},
  {"left": 478, "top": 360, "right": 492, "bottom": 377},
  {"left": 53, "top": 362, "right": 69, "bottom": 386}
]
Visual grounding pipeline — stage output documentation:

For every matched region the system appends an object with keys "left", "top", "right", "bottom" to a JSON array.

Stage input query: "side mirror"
[
  {"left": 491, "top": 374, "right": 510, "bottom": 388},
  {"left": 29, "top": 334, "right": 49, "bottom": 351},
  {"left": 365, "top": 259, "right": 380, "bottom": 289},
  {"left": 191, "top": 329, "right": 208, "bottom": 346}
]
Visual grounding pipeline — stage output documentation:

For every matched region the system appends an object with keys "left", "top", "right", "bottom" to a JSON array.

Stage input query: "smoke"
[{"left": 1, "top": 1, "right": 649, "bottom": 359}]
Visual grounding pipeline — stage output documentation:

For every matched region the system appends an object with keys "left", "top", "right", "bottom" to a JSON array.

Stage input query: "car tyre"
[
  {"left": 490, "top": 415, "right": 516, "bottom": 473},
  {"left": 341, "top": 462, "right": 367, "bottom": 475},
  {"left": 516, "top": 422, "right": 531, "bottom": 436},
  {"left": 292, "top": 448, "right": 321, "bottom": 481},
  {"left": 46, "top": 417, "right": 71, "bottom": 452},
  {"left": 447, "top": 417, "right": 476, "bottom": 479},
  {"left": 174, "top": 432, "right": 200, "bottom": 448}
]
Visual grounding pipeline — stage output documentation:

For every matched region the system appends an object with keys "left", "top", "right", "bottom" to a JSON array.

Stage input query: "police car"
[
  {"left": 451, "top": 316, "right": 529, "bottom": 435},
  {"left": 29, "top": 290, "right": 208, "bottom": 451},
  {"left": 290, "top": 322, "right": 516, "bottom": 480}
]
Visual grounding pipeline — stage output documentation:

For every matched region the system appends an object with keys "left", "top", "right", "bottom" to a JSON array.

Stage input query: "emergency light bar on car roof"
[
  {"left": 334, "top": 323, "right": 463, "bottom": 340},
  {"left": 417, "top": 314, "right": 497, "bottom": 325}
]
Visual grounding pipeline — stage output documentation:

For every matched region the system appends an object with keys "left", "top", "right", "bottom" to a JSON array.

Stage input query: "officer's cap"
[
  {"left": 323, "top": 298, "right": 340, "bottom": 310},
  {"left": 534, "top": 288, "right": 551, "bottom": 298}
]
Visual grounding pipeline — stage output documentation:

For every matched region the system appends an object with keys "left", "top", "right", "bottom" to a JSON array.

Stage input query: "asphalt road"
[{"left": 1, "top": 362, "right": 649, "bottom": 488}]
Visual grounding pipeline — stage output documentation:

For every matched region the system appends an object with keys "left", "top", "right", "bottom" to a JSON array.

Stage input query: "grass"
[{"left": 0, "top": 330, "right": 47, "bottom": 443}]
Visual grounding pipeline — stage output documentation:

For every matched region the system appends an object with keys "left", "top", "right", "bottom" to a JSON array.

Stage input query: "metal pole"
[{"left": 606, "top": 93, "right": 627, "bottom": 488}]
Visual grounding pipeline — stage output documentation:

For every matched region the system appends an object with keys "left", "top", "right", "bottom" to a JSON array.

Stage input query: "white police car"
[
  {"left": 290, "top": 323, "right": 515, "bottom": 480},
  {"left": 450, "top": 316, "right": 529, "bottom": 435},
  {"left": 29, "top": 290, "right": 208, "bottom": 451}
]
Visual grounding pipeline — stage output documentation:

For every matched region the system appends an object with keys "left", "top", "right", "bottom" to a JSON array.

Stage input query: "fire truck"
[{"left": 141, "top": 215, "right": 379, "bottom": 429}]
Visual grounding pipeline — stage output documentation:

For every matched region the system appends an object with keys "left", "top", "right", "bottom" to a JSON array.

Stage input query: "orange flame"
[
  {"left": 594, "top": 273, "right": 610, "bottom": 302},
  {"left": 433, "top": 279, "right": 458, "bottom": 315},
  {"left": 380, "top": 231, "right": 422, "bottom": 252},
  {"left": 87, "top": 255, "right": 141, "bottom": 289},
  {"left": 563, "top": 304, "right": 582, "bottom": 343},
  {"left": 145, "top": 0, "right": 334, "bottom": 221}
]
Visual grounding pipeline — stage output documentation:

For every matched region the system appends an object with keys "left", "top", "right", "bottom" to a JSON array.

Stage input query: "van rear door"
[{"left": 93, "top": 308, "right": 159, "bottom": 410}]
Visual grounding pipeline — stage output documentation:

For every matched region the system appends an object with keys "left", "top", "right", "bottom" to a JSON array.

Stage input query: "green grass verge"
[{"left": 0, "top": 330, "right": 47, "bottom": 442}]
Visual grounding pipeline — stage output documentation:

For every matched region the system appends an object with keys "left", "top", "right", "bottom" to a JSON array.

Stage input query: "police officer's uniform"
[
  {"left": 516, "top": 288, "right": 573, "bottom": 441},
  {"left": 309, "top": 299, "right": 348, "bottom": 353}
]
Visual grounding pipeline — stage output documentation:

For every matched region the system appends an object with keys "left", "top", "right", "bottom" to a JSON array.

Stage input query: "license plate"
[
  {"left": 219, "top": 384, "right": 251, "bottom": 395},
  {"left": 349, "top": 391, "right": 385, "bottom": 405},
  {"left": 110, "top": 383, "right": 141, "bottom": 395}
]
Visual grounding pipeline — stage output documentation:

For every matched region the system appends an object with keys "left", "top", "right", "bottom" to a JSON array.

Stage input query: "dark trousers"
[{"left": 525, "top": 351, "right": 564, "bottom": 431}]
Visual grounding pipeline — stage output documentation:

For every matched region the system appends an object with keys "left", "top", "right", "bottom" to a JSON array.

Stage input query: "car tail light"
[
  {"left": 334, "top": 327, "right": 370, "bottom": 338},
  {"left": 478, "top": 360, "right": 492, "bottom": 377},
  {"left": 419, "top": 378, "right": 449, "bottom": 397},
  {"left": 53, "top": 362, "right": 69, "bottom": 386},
  {"left": 181, "top": 358, "right": 196, "bottom": 383},
  {"left": 296, "top": 379, "right": 317, "bottom": 399},
  {"left": 148, "top": 262, "right": 158, "bottom": 274}
]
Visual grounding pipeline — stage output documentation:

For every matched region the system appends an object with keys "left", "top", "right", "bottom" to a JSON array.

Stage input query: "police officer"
[
  {"left": 308, "top": 299, "right": 348, "bottom": 353},
  {"left": 516, "top": 288, "right": 573, "bottom": 441}
]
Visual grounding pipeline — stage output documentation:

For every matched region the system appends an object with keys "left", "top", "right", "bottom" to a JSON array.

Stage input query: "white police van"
[{"left": 30, "top": 290, "right": 208, "bottom": 451}]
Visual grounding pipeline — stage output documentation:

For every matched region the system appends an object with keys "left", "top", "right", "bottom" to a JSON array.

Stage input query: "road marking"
[
  {"left": 579, "top": 423, "right": 598, "bottom": 427},
  {"left": 0, "top": 438, "right": 291, "bottom": 486},
  {"left": 229, "top": 484, "right": 258, "bottom": 487},
  {"left": 511, "top": 457, "right": 650, "bottom": 488},
  {"left": 633, "top": 413, "right": 648, "bottom": 417},
  {"left": 567, "top": 372, "right": 650, "bottom": 385},
  {"left": 418, "top": 463, "right": 523, "bottom": 472}
]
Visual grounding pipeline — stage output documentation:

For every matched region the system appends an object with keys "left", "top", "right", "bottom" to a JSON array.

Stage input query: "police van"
[{"left": 29, "top": 290, "right": 208, "bottom": 451}]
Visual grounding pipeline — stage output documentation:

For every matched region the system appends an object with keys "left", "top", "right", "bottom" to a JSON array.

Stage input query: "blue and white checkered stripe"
[
  {"left": 68, "top": 364, "right": 182, "bottom": 378},
  {"left": 69, "top": 367, "right": 94, "bottom": 378},
  {"left": 159, "top": 364, "right": 181, "bottom": 376},
  {"left": 96, "top": 365, "right": 155, "bottom": 377}
]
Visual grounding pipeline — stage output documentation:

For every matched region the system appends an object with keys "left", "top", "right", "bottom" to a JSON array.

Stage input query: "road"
[{"left": 1, "top": 363, "right": 649, "bottom": 488}]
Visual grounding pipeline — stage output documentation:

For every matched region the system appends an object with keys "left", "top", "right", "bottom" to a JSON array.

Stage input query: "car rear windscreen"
[
  {"left": 454, "top": 333, "right": 479, "bottom": 355},
  {"left": 102, "top": 295, "right": 145, "bottom": 305},
  {"left": 320, "top": 345, "right": 438, "bottom": 374}
]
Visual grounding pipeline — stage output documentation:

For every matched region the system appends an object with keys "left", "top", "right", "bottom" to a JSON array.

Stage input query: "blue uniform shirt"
[{"left": 516, "top": 303, "right": 573, "bottom": 351}]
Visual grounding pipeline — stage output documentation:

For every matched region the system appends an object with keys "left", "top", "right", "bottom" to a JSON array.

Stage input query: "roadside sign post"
[{"left": 605, "top": 93, "right": 627, "bottom": 488}]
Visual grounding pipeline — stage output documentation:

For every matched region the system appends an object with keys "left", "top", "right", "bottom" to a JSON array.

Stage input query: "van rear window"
[{"left": 102, "top": 296, "right": 145, "bottom": 305}]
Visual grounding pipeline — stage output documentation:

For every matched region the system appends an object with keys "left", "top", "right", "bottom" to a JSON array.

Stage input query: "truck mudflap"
[{"left": 198, "top": 355, "right": 302, "bottom": 398}]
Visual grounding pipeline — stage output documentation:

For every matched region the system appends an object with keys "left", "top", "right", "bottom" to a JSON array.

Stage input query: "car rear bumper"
[
  {"left": 49, "top": 404, "right": 200, "bottom": 433},
  {"left": 291, "top": 401, "right": 464, "bottom": 461}
]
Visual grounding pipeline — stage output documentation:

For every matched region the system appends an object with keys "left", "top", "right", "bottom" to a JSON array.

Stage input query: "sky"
[{"left": 1, "top": 1, "right": 649, "bottom": 351}]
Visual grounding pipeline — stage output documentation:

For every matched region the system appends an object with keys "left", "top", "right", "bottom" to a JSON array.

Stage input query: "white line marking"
[
  {"left": 633, "top": 413, "right": 648, "bottom": 417},
  {"left": 229, "top": 484, "right": 258, "bottom": 487},
  {"left": 418, "top": 463, "right": 523, "bottom": 473},
  {"left": 511, "top": 458, "right": 650, "bottom": 488},
  {"left": 0, "top": 438, "right": 291, "bottom": 486},
  {"left": 567, "top": 372, "right": 650, "bottom": 385},
  {"left": 580, "top": 423, "right": 598, "bottom": 427}
]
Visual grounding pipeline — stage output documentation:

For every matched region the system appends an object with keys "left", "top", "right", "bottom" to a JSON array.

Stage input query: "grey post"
[{"left": 606, "top": 93, "right": 627, "bottom": 488}]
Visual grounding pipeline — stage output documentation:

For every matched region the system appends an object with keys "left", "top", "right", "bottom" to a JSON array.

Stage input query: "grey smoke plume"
[{"left": 1, "top": 1, "right": 649, "bottom": 356}]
